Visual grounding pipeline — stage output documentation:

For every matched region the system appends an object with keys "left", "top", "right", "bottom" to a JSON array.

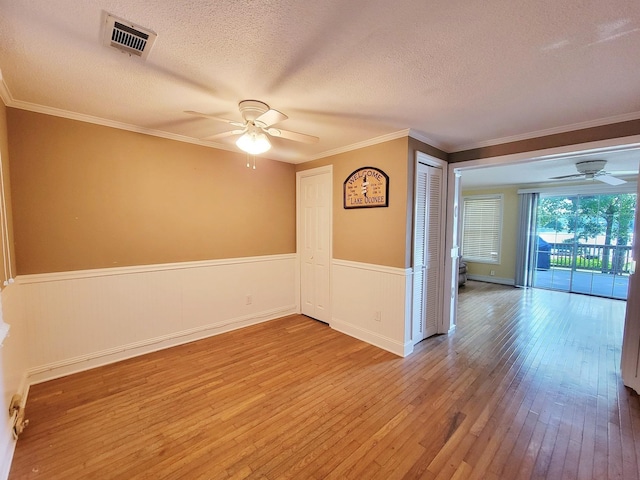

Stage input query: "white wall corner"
[
  {"left": 331, "top": 260, "right": 413, "bottom": 357},
  {"left": 330, "top": 318, "right": 410, "bottom": 357}
]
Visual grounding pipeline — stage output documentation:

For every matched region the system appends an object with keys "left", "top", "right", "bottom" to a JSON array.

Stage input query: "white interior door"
[
  {"left": 298, "top": 169, "right": 332, "bottom": 323},
  {"left": 413, "top": 162, "right": 444, "bottom": 343}
]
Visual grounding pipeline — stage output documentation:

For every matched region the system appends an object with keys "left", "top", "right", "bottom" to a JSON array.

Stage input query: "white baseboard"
[
  {"left": 28, "top": 305, "right": 296, "bottom": 384},
  {"left": 467, "top": 274, "right": 515, "bottom": 286},
  {"left": 331, "top": 318, "right": 411, "bottom": 357}
]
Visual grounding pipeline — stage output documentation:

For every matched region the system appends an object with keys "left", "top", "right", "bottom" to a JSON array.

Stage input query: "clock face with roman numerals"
[{"left": 343, "top": 167, "right": 389, "bottom": 209}]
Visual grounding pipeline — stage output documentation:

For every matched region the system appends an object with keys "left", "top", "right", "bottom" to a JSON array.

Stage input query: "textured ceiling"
[{"left": 1, "top": 0, "right": 640, "bottom": 163}]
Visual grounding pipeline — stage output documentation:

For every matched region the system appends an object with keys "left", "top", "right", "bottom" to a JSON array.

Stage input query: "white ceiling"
[{"left": 0, "top": 0, "right": 639, "bottom": 165}]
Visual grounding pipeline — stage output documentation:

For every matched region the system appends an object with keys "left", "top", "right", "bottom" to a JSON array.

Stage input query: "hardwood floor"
[{"left": 9, "top": 281, "right": 640, "bottom": 479}]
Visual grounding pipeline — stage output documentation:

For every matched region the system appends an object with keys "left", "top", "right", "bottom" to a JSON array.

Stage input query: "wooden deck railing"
[{"left": 540, "top": 242, "right": 634, "bottom": 274}]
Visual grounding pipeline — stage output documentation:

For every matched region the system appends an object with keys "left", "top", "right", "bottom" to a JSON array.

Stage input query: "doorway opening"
[{"left": 532, "top": 192, "right": 637, "bottom": 299}]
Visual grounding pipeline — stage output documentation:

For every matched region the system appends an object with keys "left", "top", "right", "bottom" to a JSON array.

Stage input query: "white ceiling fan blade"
[
  {"left": 596, "top": 174, "right": 627, "bottom": 186},
  {"left": 185, "top": 110, "right": 245, "bottom": 127},
  {"left": 267, "top": 128, "right": 319, "bottom": 144},
  {"left": 254, "top": 109, "right": 288, "bottom": 128},
  {"left": 549, "top": 173, "right": 584, "bottom": 180},
  {"left": 203, "top": 129, "right": 246, "bottom": 140}
]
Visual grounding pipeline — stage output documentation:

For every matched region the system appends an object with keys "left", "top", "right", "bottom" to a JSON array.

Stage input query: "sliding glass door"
[{"left": 532, "top": 192, "right": 636, "bottom": 300}]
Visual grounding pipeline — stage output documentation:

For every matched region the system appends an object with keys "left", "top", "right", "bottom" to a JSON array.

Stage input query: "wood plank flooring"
[{"left": 9, "top": 281, "right": 640, "bottom": 479}]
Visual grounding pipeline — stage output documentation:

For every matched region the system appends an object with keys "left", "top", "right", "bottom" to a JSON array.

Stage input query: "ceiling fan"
[
  {"left": 549, "top": 160, "right": 627, "bottom": 186},
  {"left": 186, "top": 100, "right": 319, "bottom": 155}
]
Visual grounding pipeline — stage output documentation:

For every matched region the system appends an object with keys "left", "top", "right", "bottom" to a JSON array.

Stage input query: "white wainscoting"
[
  {"left": 16, "top": 254, "right": 297, "bottom": 384},
  {"left": 332, "top": 260, "right": 413, "bottom": 357}
]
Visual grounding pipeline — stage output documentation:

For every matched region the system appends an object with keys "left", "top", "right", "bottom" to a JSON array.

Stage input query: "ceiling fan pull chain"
[{"left": 245, "top": 154, "right": 257, "bottom": 170}]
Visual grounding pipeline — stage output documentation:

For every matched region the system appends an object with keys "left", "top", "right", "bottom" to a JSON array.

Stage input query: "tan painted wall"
[
  {"left": 461, "top": 187, "right": 519, "bottom": 281},
  {"left": 7, "top": 109, "right": 296, "bottom": 274},
  {"left": 297, "top": 138, "right": 410, "bottom": 268},
  {"left": 0, "top": 101, "right": 15, "bottom": 285}
]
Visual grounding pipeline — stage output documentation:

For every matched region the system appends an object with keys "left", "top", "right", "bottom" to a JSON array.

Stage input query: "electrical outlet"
[
  {"left": 490, "top": 270, "right": 495, "bottom": 276},
  {"left": 374, "top": 311, "right": 381, "bottom": 322},
  {"left": 246, "top": 295, "right": 252, "bottom": 305}
]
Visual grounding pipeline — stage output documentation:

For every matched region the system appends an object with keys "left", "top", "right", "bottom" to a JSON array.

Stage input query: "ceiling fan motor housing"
[
  {"left": 238, "top": 100, "right": 270, "bottom": 122},
  {"left": 576, "top": 160, "right": 606, "bottom": 175}
]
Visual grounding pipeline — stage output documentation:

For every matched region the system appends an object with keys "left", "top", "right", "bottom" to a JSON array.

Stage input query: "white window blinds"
[{"left": 462, "top": 194, "right": 503, "bottom": 263}]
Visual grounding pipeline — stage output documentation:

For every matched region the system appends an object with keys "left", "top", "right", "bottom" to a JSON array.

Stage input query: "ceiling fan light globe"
[{"left": 236, "top": 131, "right": 271, "bottom": 155}]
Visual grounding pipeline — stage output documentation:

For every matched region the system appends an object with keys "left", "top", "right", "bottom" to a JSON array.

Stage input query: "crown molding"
[
  {"left": 305, "top": 128, "right": 451, "bottom": 163},
  {"left": 454, "top": 111, "right": 640, "bottom": 152},
  {"left": 5, "top": 66, "right": 638, "bottom": 164},
  {"left": 8, "top": 98, "right": 243, "bottom": 154},
  {"left": 304, "top": 129, "right": 413, "bottom": 162},
  {"left": 408, "top": 128, "right": 450, "bottom": 152},
  {"left": 0, "top": 68, "right": 243, "bottom": 155},
  {"left": 1, "top": 74, "right": 419, "bottom": 164},
  {"left": 0, "top": 70, "right": 13, "bottom": 106}
]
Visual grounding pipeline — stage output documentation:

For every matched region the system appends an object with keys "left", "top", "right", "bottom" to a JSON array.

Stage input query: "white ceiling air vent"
[{"left": 103, "top": 14, "right": 157, "bottom": 60}]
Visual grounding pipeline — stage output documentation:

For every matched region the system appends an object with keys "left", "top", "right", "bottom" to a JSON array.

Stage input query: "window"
[{"left": 462, "top": 194, "right": 503, "bottom": 264}]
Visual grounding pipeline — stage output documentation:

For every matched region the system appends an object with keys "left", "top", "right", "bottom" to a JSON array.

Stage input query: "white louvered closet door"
[{"left": 413, "top": 163, "right": 444, "bottom": 343}]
